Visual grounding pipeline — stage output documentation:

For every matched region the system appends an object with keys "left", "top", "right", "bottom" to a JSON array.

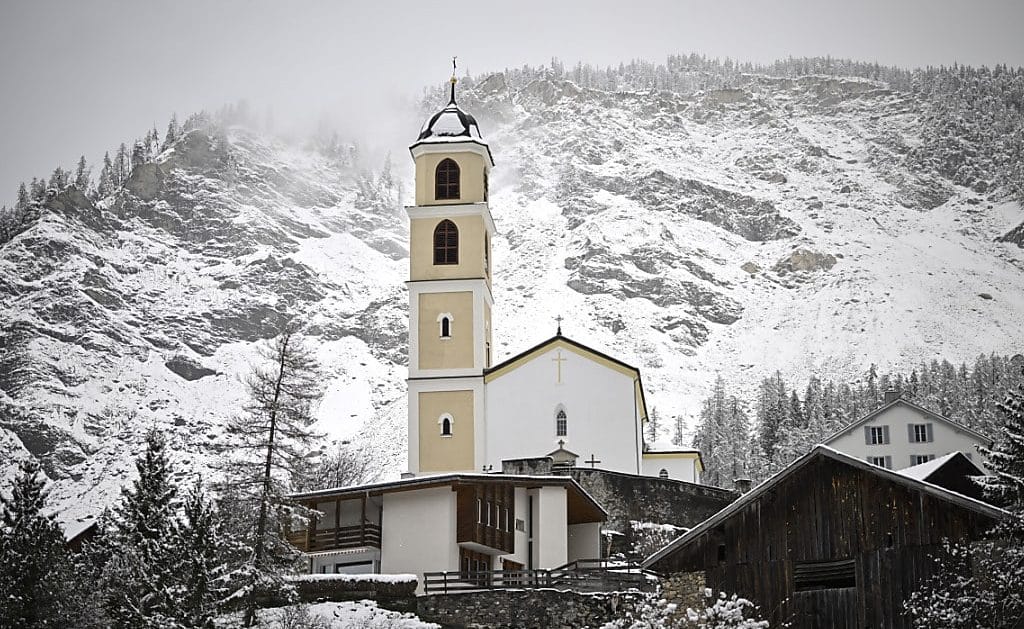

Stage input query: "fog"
[{"left": 2, "top": 0, "right": 1023, "bottom": 204}]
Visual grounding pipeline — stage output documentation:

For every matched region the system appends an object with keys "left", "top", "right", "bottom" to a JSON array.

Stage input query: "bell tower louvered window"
[
  {"left": 433, "top": 219, "right": 459, "bottom": 265},
  {"left": 435, "top": 158, "right": 460, "bottom": 200}
]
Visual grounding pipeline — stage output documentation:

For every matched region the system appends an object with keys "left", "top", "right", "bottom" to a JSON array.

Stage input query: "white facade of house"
[
  {"left": 825, "top": 399, "right": 991, "bottom": 471},
  {"left": 296, "top": 476, "right": 605, "bottom": 593},
  {"left": 484, "top": 342, "right": 645, "bottom": 475}
]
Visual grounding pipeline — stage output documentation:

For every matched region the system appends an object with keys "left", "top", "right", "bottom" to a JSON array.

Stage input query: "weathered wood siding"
[{"left": 663, "top": 457, "right": 996, "bottom": 628}]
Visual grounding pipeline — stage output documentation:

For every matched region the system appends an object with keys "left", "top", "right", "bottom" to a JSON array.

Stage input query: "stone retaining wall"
[{"left": 417, "top": 589, "right": 650, "bottom": 629}]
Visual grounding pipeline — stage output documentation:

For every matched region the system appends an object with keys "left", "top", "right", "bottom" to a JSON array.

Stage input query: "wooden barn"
[{"left": 644, "top": 445, "right": 1006, "bottom": 629}]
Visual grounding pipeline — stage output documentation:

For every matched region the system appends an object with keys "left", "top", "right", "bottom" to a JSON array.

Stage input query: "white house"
[
  {"left": 288, "top": 473, "right": 605, "bottom": 593},
  {"left": 824, "top": 393, "right": 992, "bottom": 471}
]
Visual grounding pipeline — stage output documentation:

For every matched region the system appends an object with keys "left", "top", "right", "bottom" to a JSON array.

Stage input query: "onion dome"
[{"left": 414, "top": 76, "right": 488, "bottom": 145}]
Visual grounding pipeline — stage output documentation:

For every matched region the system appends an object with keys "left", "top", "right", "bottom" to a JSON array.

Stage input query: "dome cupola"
[{"left": 411, "top": 68, "right": 493, "bottom": 165}]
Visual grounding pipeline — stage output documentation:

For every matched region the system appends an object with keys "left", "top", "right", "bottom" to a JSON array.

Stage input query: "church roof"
[
  {"left": 409, "top": 78, "right": 493, "bottom": 163},
  {"left": 485, "top": 333, "right": 640, "bottom": 378}
]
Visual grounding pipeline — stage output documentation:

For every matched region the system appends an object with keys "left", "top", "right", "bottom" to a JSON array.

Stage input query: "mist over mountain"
[{"left": 1, "top": 55, "right": 1022, "bottom": 524}]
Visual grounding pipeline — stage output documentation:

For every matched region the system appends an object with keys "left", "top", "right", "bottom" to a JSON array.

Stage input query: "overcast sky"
[{"left": 2, "top": 0, "right": 1023, "bottom": 205}]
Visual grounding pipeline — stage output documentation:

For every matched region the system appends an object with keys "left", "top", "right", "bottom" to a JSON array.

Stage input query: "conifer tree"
[
  {"left": 174, "top": 481, "right": 236, "bottom": 628},
  {"left": 0, "top": 459, "right": 70, "bottom": 628},
  {"left": 74, "top": 156, "right": 90, "bottom": 190},
  {"left": 101, "top": 429, "right": 181, "bottom": 627},
  {"left": 222, "top": 323, "right": 325, "bottom": 626}
]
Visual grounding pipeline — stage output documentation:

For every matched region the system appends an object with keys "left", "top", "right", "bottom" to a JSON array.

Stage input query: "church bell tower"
[{"left": 406, "top": 66, "right": 495, "bottom": 474}]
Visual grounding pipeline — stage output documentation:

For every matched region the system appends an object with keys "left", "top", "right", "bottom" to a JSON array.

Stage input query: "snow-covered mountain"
[{"left": 1, "top": 70, "right": 1022, "bottom": 525}]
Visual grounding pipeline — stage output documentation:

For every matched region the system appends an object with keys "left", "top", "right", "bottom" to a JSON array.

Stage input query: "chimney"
[
  {"left": 884, "top": 389, "right": 900, "bottom": 404},
  {"left": 733, "top": 478, "right": 752, "bottom": 493}
]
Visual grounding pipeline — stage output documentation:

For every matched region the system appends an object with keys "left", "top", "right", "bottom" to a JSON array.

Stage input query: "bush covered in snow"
[{"left": 600, "top": 588, "right": 768, "bottom": 628}]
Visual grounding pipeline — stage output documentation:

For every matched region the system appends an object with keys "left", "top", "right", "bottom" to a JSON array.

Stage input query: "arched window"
[
  {"left": 439, "top": 413, "right": 454, "bottom": 437},
  {"left": 438, "top": 313, "right": 453, "bottom": 338},
  {"left": 659, "top": 469, "right": 669, "bottom": 479},
  {"left": 555, "top": 409, "right": 567, "bottom": 437},
  {"left": 435, "top": 158, "right": 460, "bottom": 200},
  {"left": 433, "top": 219, "right": 458, "bottom": 265},
  {"left": 483, "top": 170, "right": 489, "bottom": 202},
  {"left": 484, "top": 232, "right": 490, "bottom": 275}
]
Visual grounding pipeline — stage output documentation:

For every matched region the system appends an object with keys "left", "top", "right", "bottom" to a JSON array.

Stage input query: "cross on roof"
[
  {"left": 555, "top": 314, "right": 563, "bottom": 336},
  {"left": 585, "top": 454, "right": 601, "bottom": 468}
]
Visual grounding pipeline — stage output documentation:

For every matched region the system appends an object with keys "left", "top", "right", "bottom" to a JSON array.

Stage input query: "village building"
[
  {"left": 824, "top": 392, "right": 992, "bottom": 471},
  {"left": 898, "top": 450, "right": 987, "bottom": 501},
  {"left": 644, "top": 445, "right": 1006, "bottom": 629},
  {"left": 288, "top": 473, "right": 605, "bottom": 593}
]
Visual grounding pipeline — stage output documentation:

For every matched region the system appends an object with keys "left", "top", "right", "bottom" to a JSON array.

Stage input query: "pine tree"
[
  {"left": 671, "top": 414, "right": 686, "bottom": 447},
  {"left": 97, "top": 152, "right": 115, "bottom": 198},
  {"left": 164, "top": 113, "right": 180, "bottom": 150},
  {"left": 74, "top": 155, "right": 90, "bottom": 190},
  {"left": 0, "top": 459, "right": 71, "bottom": 628},
  {"left": 222, "top": 323, "right": 325, "bottom": 626},
  {"left": 174, "top": 481, "right": 235, "bottom": 628},
  {"left": 101, "top": 429, "right": 181, "bottom": 628},
  {"left": 646, "top": 406, "right": 661, "bottom": 444},
  {"left": 114, "top": 143, "right": 129, "bottom": 185},
  {"left": 906, "top": 367, "right": 1024, "bottom": 627}
]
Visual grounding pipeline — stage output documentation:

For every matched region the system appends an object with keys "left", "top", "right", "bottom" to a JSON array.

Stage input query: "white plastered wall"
[
  {"left": 641, "top": 455, "right": 699, "bottom": 483},
  {"left": 567, "top": 522, "right": 602, "bottom": 562},
  {"left": 827, "top": 403, "right": 989, "bottom": 471},
  {"left": 532, "top": 486, "right": 568, "bottom": 569},
  {"left": 485, "top": 348, "right": 642, "bottom": 474},
  {"left": 380, "top": 486, "right": 459, "bottom": 593}
]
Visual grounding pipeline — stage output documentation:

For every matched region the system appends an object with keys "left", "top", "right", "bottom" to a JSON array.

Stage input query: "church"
[
  {"left": 286, "top": 72, "right": 709, "bottom": 585},
  {"left": 405, "top": 73, "right": 701, "bottom": 483}
]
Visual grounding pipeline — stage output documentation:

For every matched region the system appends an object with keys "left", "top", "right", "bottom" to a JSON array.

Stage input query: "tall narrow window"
[
  {"left": 556, "top": 409, "right": 567, "bottom": 437},
  {"left": 433, "top": 219, "right": 458, "bottom": 265},
  {"left": 438, "top": 313, "right": 453, "bottom": 338},
  {"left": 435, "top": 158, "right": 460, "bottom": 200},
  {"left": 484, "top": 233, "right": 490, "bottom": 275},
  {"left": 483, "top": 170, "right": 489, "bottom": 202}
]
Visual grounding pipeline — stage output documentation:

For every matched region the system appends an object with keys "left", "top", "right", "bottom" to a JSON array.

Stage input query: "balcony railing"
[
  {"left": 423, "top": 559, "right": 654, "bottom": 594},
  {"left": 286, "top": 523, "right": 382, "bottom": 553}
]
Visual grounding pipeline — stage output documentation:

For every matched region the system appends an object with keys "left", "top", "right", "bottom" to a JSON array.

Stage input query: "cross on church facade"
[
  {"left": 552, "top": 350, "right": 566, "bottom": 384},
  {"left": 585, "top": 454, "right": 601, "bottom": 468}
]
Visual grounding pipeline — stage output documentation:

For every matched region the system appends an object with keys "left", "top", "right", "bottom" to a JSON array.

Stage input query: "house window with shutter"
[
  {"left": 910, "top": 423, "right": 933, "bottom": 443},
  {"left": 867, "top": 456, "right": 891, "bottom": 469},
  {"left": 911, "top": 454, "right": 936, "bottom": 466},
  {"left": 866, "top": 425, "right": 889, "bottom": 445}
]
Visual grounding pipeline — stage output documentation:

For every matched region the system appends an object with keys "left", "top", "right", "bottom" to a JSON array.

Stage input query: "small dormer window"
[
  {"left": 433, "top": 219, "right": 458, "bottom": 265},
  {"left": 435, "top": 158, "right": 460, "bottom": 200},
  {"left": 438, "top": 313, "right": 453, "bottom": 338}
]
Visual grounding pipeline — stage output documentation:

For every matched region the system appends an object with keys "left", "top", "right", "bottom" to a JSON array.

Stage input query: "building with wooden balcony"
[{"left": 288, "top": 472, "right": 605, "bottom": 592}]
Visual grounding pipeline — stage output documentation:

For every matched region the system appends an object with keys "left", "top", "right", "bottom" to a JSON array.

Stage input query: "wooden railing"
[
  {"left": 286, "top": 523, "right": 382, "bottom": 552},
  {"left": 423, "top": 559, "right": 653, "bottom": 594}
]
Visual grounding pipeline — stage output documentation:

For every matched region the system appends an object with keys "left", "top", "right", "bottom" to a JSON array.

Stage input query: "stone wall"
[
  {"left": 659, "top": 572, "right": 706, "bottom": 622},
  {"left": 568, "top": 468, "right": 736, "bottom": 559},
  {"left": 417, "top": 589, "right": 650, "bottom": 629}
]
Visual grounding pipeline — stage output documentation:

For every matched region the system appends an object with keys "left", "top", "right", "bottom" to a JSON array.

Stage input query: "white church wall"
[
  {"left": 485, "top": 347, "right": 642, "bottom": 475},
  {"left": 567, "top": 522, "right": 602, "bottom": 562},
  {"left": 533, "top": 486, "right": 568, "bottom": 569},
  {"left": 641, "top": 455, "right": 699, "bottom": 483},
  {"left": 380, "top": 486, "right": 458, "bottom": 592}
]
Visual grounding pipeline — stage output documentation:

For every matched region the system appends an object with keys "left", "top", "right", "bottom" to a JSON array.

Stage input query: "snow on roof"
[
  {"left": 646, "top": 440, "right": 698, "bottom": 454},
  {"left": 898, "top": 451, "right": 963, "bottom": 480},
  {"left": 63, "top": 518, "right": 97, "bottom": 542}
]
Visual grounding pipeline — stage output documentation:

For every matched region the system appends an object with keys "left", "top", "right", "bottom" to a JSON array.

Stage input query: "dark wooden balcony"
[{"left": 286, "top": 523, "right": 382, "bottom": 553}]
